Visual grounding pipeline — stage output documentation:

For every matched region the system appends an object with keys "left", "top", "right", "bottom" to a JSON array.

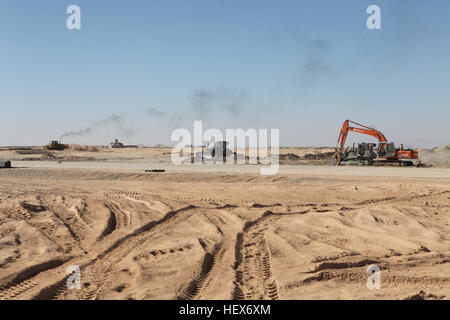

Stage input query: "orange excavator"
[{"left": 334, "top": 120, "right": 419, "bottom": 166}]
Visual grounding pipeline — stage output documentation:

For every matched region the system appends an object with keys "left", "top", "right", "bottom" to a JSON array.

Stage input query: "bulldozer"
[
  {"left": 192, "top": 140, "right": 235, "bottom": 163},
  {"left": 44, "top": 141, "right": 68, "bottom": 151},
  {"left": 203, "top": 141, "right": 234, "bottom": 161},
  {"left": 333, "top": 120, "right": 419, "bottom": 166}
]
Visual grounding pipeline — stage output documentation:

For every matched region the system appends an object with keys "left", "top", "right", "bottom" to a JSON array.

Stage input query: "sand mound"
[
  {"left": 0, "top": 172, "right": 449, "bottom": 300},
  {"left": 302, "top": 151, "right": 335, "bottom": 160},
  {"left": 68, "top": 144, "right": 101, "bottom": 152},
  {"left": 419, "top": 143, "right": 450, "bottom": 166},
  {"left": 279, "top": 153, "right": 300, "bottom": 161},
  {"left": 432, "top": 144, "right": 450, "bottom": 152}
]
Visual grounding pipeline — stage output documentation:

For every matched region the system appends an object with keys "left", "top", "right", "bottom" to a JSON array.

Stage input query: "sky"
[{"left": 1, "top": 0, "right": 450, "bottom": 147}]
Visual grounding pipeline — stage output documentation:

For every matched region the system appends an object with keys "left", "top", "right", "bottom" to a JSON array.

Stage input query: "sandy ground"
[{"left": 0, "top": 148, "right": 449, "bottom": 300}]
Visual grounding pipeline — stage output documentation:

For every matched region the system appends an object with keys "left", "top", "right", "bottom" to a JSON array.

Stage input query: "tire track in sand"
[
  {"left": 0, "top": 258, "right": 68, "bottom": 300},
  {"left": 233, "top": 212, "right": 281, "bottom": 300},
  {"left": 232, "top": 209, "right": 317, "bottom": 300},
  {"left": 177, "top": 242, "right": 225, "bottom": 300},
  {"left": 50, "top": 205, "right": 198, "bottom": 300}
]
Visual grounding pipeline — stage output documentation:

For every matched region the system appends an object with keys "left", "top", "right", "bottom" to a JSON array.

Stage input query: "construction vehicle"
[
  {"left": 109, "top": 139, "right": 124, "bottom": 149},
  {"left": 334, "top": 120, "right": 419, "bottom": 166},
  {"left": 44, "top": 141, "right": 68, "bottom": 151},
  {"left": 204, "top": 141, "right": 234, "bottom": 160},
  {"left": 192, "top": 140, "right": 235, "bottom": 163},
  {"left": 108, "top": 139, "right": 137, "bottom": 149}
]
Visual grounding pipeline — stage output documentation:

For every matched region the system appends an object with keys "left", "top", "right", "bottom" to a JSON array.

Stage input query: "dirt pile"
[
  {"left": 279, "top": 151, "right": 335, "bottom": 162},
  {"left": 68, "top": 144, "right": 101, "bottom": 152},
  {"left": 419, "top": 144, "right": 450, "bottom": 167},
  {"left": 302, "top": 151, "right": 335, "bottom": 160},
  {"left": 15, "top": 149, "right": 49, "bottom": 155},
  {"left": 279, "top": 153, "right": 300, "bottom": 161}
]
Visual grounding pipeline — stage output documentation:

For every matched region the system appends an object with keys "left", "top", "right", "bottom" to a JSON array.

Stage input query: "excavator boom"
[{"left": 337, "top": 120, "right": 387, "bottom": 149}]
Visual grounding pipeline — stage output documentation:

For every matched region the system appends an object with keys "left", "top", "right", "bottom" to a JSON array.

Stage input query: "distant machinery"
[
  {"left": 204, "top": 141, "right": 234, "bottom": 161},
  {"left": 109, "top": 139, "right": 125, "bottom": 148},
  {"left": 192, "top": 140, "right": 235, "bottom": 163},
  {"left": 44, "top": 141, "right": 68, "bottom": 151},
  {"left": 109, "top": 139, "right": 137, "bottom": 149}
]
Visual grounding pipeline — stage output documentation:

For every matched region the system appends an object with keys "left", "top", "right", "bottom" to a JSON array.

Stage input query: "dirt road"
[{"left": 13, "top": 160, "right": 450, "bottom": 179}]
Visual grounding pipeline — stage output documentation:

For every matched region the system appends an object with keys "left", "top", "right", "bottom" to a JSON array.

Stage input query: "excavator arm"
[
  {"left": 334, "top": 120, "right": 389, "bottom": 166},
  {"left": 337, "top": 120, "right": 387, "bottom": 149}
]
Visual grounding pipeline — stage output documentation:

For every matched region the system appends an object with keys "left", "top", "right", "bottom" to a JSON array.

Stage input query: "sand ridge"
[{"left": 0, "top": 165, "right": 449, "bottom": 300}]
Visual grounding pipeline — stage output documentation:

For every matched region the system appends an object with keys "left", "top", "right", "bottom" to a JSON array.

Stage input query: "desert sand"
[{"left": 0, "top": 147, "right": 449, "bottom": 300}]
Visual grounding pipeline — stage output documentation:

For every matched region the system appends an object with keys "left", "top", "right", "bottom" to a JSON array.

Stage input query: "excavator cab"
[
  {"left": 386, "top": 142, "right": 396, "bottom": 158},
  {"left": 377, "top": 142, "right": 396, "bottom": 158}
]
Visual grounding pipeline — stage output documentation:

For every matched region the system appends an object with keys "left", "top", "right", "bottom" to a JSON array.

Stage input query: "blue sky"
[{"left": 1, "top": 0, "right": 449, "bottom": 147}]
